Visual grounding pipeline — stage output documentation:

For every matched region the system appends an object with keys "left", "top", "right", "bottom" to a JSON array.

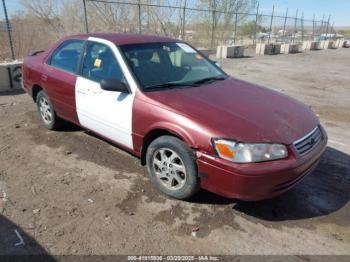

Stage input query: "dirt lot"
[{"left": 0, "top": 48, "right": 349, "bottom": 256}]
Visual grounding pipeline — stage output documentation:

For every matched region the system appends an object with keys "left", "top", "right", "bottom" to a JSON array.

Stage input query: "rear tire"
[
  {"left": 36, "top": 90, "right": 62, "bottom": 130},
  {"left": 146, "top": 136, "right": 200, "bottom": 199}
]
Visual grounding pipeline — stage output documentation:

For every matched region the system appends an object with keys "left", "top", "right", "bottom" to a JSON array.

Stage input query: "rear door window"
[{"left": 49, "top": 40, "right": 84, "bottom": 74}]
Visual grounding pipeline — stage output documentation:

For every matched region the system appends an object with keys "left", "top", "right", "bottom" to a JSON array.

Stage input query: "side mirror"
[{"left": 100, "top": 78, "right": 129, "bottom": 93}]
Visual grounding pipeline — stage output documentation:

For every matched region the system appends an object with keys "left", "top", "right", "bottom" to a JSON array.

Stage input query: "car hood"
[{"left": 142, "top": 77, "right": 319, "bottom": 145}]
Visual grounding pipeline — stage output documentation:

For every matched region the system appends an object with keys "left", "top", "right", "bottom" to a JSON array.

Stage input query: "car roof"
[{"left": 66, "top": 33, "right": 179, "bottom": 46}]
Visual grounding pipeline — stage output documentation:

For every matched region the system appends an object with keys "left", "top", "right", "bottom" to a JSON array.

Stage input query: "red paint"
[
  {"left": 23, "top": 33, "right": 328, "bottom": 200},
  {"left": 22, "top": 35, "right": 87, "bottom": 125},
  {"left": 197, "top": 128, "right": 327, "bottom": 200},
  {"left": 133, "top": 78, "right": 327, "bottom": 200}
]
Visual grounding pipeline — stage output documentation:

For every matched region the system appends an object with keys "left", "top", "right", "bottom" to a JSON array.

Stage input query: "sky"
[
  {"left": 258, "top": 0, "right": 350, "bottom": 26},
  {"left": 1, "top": 0, "right": 349, "bottom": 26}
]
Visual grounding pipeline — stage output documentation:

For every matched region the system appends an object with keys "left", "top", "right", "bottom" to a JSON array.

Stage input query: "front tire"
[
  {"left": 146, "top": 136, "right": 200, "bottom": 199},
  {"left": 36, "top": 90, "right": 62, "bottom": 130}
]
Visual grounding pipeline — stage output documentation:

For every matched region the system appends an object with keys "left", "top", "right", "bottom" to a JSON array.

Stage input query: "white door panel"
[{"left": 75, "top": 76, "right": 134, "bottom": 149}]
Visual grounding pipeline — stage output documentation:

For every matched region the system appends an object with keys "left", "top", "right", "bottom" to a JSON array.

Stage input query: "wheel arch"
[
  {"left": 31, "top": 84, "right": 43, "bottom": 102},
  {"left": 140, "top": 127, "right": 196, "bottom": 166}
]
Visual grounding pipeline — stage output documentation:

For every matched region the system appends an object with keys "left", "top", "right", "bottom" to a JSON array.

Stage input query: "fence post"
[
  {"left": 138, "top": 0, "right": 142, "bottom": 34},
  {"left": 312, "top": 14, "right": 315, "bottom": 40},
  {"left": 181, "top": 0, "right": 187, "bottom": 40},
  {"left": 253, "top": 2, "right": 259, "bottom": 45},
  {"left": 210, "top": 8, "right": 215, "bottom": 48},
  {"left": 233, "top": 8, "right": 238, "bottom": 44},
  {"left": 319, "top": 14, "right": 325, "bottom": 41},
  {"left": 323, "top": 15, "right": 331, "bottom": 48},
  {"left": 292, "top": 9, "right": 298, "bottom": 43},
  {"left": 325, "top": 15, "right": 331, "bottom": 39},
  {"left": 82, "top": 0, "right": 89, "bottom": 33},
  {"left": 331, "top": 21, "right": 335, "bottom": 40},
  {"left": 267, "top": 5, "right": 274, "bottom": 44},
  {"left": 2, "top": 0, "right": 15, "bottom": 60},
  {"left": 301, "top": 12, "right": 304, "bottom": 42},
  {"left": 282, "top": 8, "right": 288, "bottom": 43}
]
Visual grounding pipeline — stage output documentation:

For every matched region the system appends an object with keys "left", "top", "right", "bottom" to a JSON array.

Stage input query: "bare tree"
[
  {"left": 197, "top": 0, "right": 257, "bottom": 47},
  {"left": 142, "top": 0, "right": 184, "bottom": 37},
  {"left": 20, "top": 0, "right": 64, "bottom": 34}
]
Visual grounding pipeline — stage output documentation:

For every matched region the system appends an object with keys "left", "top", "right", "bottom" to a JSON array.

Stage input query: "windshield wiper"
[
  {"left": 190, "top": 76, "right": 227, "bottom": 86},
  {"left": 145, "top": 82, "right": 192, "bottom": 90},
  {"left": 144, "top": 76, "right": 227, "bottom": 91}
]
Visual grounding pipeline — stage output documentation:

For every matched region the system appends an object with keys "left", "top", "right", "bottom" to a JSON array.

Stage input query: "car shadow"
[
  {"left": 59, "top": 121, "right": 83, "bottom": 132},
  {"left": 190, "top": 146, "right": 350, "bottom": 222},
  {"left": 44, "top": 117, "right": 350, "bottom": 223},
  {"left": 236, "top": 55, "right": 254, "bottom": 59},
  {"left": 0, "top": 214, "right": 55, "bottom": 260},
  {"left": 0, "top": 89, "right": 25, "bottom": 96}
]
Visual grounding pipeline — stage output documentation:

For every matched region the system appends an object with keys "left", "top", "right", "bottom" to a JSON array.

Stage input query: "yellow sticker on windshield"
[{"left": 94, "top": 58, "right": 102, "bottom": 68}]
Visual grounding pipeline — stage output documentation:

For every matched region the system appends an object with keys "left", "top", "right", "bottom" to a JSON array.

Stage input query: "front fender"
[
  {"left": 132, "top": 96, "right": 214, "bottom": 156},
  {"left": 146, "top": 120, "right": 197, "bottom": 148}
]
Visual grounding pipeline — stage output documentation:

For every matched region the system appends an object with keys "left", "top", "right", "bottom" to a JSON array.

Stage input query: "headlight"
[{"left": 212, "top": 139, "right": 288, "bottom": 163}]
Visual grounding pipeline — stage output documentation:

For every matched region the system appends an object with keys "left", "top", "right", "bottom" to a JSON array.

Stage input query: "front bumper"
[{"left": 197, "top": 128, "right": 328, "bottom": 201}]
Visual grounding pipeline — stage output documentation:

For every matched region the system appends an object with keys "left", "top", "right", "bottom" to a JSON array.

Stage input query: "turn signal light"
[{"left": 216, "top": 143, "right": 236, "bottom": 158}]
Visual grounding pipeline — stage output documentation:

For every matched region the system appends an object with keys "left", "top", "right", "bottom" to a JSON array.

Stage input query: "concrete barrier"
[
  {"left": 0, "top": 61, "right": 23, "bottom": 92},
  {"left": 216, "top": 45, "right": 244, "bottom": 59},
  {"left": 302, "top": 41, "right": 320, "bottom": 51},
  {"left": 320, "top": 40, "right": 328, "bottom": 49},
  {"left": 335, "top": 39, "right": 345, "bottom": 48},
  {"left": 256, "top": 43, "right": 281, "bottom": 55},
  {"left": 280, "top": 43, "right": 302, "bottom": 54},
  {"left": 320, "top": 40, "right": 337, "bottom": 49},
  {"left": 328, "top": 41, "right": 337, "bottom": 49}
]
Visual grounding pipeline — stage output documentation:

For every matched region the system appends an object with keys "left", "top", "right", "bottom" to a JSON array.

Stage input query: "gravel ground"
[{"left": 0, "top": 48, "right": 349, "bottom": 256}]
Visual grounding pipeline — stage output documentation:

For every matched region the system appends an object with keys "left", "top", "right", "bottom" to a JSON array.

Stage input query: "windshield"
[{"left": 120, "top": 42, "right": 227, "bottom": 90}]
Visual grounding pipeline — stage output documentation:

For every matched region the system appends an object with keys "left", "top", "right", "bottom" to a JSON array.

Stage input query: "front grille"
[{"left": 293, "top": 126, "right": 322, "bottom": 155}]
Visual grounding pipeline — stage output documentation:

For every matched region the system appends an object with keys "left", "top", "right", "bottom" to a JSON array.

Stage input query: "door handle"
[
  {"left": 92, "top": 89, "right": 102, "bottom": 94},
  {"left": 77, "top": 89, "right": 86, "bottom": 95},
  {"left": 41, "top": 74, "right": 47, "bottom": 81}
]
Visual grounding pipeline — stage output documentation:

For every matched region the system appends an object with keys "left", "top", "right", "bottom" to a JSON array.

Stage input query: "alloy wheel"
[
  {"left": 152, "top": 148, "right": 187, "bottom": 190},
  {"left": 39, "top": 96, "right": 53, "bottom": 125}
]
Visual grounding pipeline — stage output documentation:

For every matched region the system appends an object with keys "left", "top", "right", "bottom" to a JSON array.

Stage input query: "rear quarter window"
[{"left": 48, "top": 40, "right": 84, "bottom": 74}]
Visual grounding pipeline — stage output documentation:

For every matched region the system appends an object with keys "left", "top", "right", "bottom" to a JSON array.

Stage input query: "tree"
[
  {"left": 20, "top": 0, "right": 64, "bottom": 35},
  {"left": 238, "top": 20, "right": 266, "bottom": 38}
]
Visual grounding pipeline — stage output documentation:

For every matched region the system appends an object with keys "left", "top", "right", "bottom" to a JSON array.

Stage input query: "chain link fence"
[{"left": 0, "top": 0, "right": 342, "bottom": 61}]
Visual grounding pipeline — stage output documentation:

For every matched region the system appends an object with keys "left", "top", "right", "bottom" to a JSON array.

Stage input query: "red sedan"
[{"left": 22, "top": 33, "right": 327, "bottom": 200}]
